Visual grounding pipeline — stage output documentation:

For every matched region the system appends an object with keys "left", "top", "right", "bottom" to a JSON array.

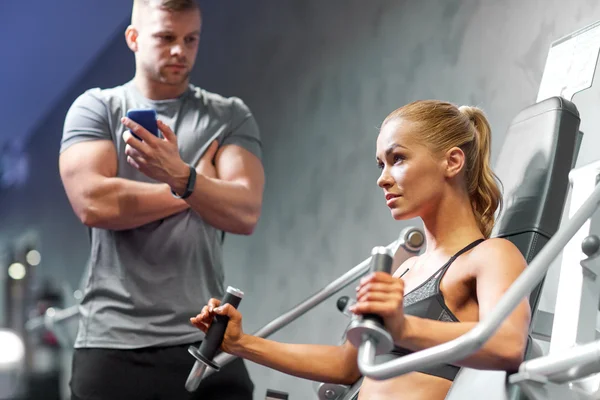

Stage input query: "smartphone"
[{"left": 126, "top": 108, "right": 159, "bottom": 139}]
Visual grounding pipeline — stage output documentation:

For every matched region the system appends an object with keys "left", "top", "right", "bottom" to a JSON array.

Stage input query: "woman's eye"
[{"left": 393, "top": 155, "right": 404, "bottom": 164}]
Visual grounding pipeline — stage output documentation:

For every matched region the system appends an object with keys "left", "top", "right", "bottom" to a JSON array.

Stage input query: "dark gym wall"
[
  {"left": 0, "top": 0, "right": 131, "bottom": 153},
  {"left": 3, "top": 0, "right": 600, "bottom": 398}
]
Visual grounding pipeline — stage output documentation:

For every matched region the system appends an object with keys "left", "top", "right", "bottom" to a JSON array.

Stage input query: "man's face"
[{"left": 131, "top": 6, "right": 201, "bottom": 87}]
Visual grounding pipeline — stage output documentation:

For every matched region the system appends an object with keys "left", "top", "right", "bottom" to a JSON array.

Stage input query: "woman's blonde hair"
[{"left": 383, "top": 100, "right": 502, "bottom": 238}]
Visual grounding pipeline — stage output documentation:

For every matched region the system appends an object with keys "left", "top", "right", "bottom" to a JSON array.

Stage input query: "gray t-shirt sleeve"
[
  {"left": 221, "top": 97, "right": 262, "bottom": 161},
  {"left": 60, "top": 88, "right": 112, "bottom": 154}
]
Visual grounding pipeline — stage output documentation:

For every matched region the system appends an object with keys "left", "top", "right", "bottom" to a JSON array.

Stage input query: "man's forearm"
[
  {"left": 182, "top": 174, "right": 261, "bottom": 235},
  {"left": 80, "top": 177, "right": 188, "bottom": 230}
]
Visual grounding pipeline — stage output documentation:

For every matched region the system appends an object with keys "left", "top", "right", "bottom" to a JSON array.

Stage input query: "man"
[{"left": 59, "top": 1, "right": 264, "bottom": 399}]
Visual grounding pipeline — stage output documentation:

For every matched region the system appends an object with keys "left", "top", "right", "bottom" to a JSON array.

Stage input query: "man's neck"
[{"left": 133, "top": 74, "right": 189, "bottom": 100}]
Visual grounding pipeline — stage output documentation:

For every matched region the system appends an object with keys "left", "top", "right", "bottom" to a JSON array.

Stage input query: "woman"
[{"left": 190, "top": 100, "right": 532, "bottom": 400}]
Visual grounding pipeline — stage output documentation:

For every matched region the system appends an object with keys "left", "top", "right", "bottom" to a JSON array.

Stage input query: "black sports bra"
[{"left": 375, "top": 238, "right": 485, "bottom": 381}]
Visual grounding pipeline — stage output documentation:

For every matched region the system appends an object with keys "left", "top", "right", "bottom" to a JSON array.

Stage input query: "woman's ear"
[
  {"left": 444, "top": 147, "right": 466, "bottom": 179},
  {"left": 125, "top": 25, "right": 139, "bottom": 52}
]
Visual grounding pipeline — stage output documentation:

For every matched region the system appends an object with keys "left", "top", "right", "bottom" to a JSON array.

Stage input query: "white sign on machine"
[{"left": 537, "top": 20, "right": 600, "bottom": 102}]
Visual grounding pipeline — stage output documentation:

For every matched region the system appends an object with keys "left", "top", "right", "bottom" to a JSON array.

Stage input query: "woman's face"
[{"left": 376, "top": 118, "right": 447, "bottom": 221}]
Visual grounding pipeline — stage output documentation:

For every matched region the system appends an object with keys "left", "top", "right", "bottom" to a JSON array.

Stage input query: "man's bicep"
[
  {"left": 214, "top": 144, "right": 265, "bottom": 193},
  {"left": 59, "top": 140, "right": 117, "bottom": 204}
]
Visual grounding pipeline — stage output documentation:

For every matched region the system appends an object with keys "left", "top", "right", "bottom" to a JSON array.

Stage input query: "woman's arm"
[
  {"left": 234, "top": 335, "right": 360, "bottom": 384},
  {"left": 190, "top": 300, "right": 361, "bottom": 384},
  {"left": 352, "top": 238, "right": 531, "bottom": 371}
]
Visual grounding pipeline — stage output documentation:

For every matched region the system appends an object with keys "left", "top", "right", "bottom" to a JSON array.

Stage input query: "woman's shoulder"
[
  {"left": 468, "top": 237, "right": 527, "bottom": 275},
  {"left": 476, "top": 237, "right": 520, "bottom": 251}
]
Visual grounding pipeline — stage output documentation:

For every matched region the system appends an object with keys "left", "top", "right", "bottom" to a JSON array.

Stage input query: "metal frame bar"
[
  {"left": 355, "top": 164, "right": 600, "bottom": 381},
  {"left": 509, "top": 372, "right": 595, "bottom": 400},
  {"left": 25, "top": 305, "right": 80, "bottom": 349},
  {"left": 508, "top": 162, "right": 600, "bottom": 398},
  {"left": 530, "top": 310, "right": 600, "bottom": 342},
  {"left": 516, "top": 339, "right": 600, "bottom": 384},
  {"left": 550, "top": 161, "right": 600, "bottom": 354},
  {"left": 25, "top": 305, "right": 80, "bottom": 333},
  {"left": 184, "top": 226, "right": 425, "bottom": 392}
]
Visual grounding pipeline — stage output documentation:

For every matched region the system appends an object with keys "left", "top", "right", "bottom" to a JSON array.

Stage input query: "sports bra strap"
[
  {"left": 400, "top": 238, "right": 485, "bottom": 279},
  {"left": 437, "top": 238, "right": 485, "bottom": 278},
  {"left": 449, "top": 238, "right": 485, "bottom": 262}
]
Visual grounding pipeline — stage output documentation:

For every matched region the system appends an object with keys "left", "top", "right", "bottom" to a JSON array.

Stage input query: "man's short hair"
[{"left": 134, "top": 0, "right": 199, "bottom": 12}]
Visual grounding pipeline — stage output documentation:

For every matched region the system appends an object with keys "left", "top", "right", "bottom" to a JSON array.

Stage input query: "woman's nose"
[{"left": 377, "top": 168, "right": 394, "bottom": 188}]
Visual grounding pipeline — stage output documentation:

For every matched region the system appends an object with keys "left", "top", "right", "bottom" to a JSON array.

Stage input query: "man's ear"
[
  {"left": 125, "top": 25, "right": 139, "bottom": 52},
  {"left": 444, "top": 147, "right": 466, "bottom": 179}
]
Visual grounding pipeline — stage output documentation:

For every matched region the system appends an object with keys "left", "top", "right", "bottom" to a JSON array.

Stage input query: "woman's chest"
[{"left": 401, "top": 261, "right": 477, "bottom": 321}]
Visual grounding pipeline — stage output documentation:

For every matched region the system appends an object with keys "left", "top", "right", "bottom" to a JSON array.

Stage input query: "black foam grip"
[
  {"left": 364, "top": 251, "right": 393, "bottom": 326},
  {"left": 198, "top": 291, "right": 242, "bottom": 361},
  {"left": 371, "top": 251, "right": 393, "bottom": 274}
]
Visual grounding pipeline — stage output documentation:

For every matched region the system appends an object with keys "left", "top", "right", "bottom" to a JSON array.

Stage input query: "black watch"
[{"left": 171, "top": 164, "right": 197, "bottom": 199}]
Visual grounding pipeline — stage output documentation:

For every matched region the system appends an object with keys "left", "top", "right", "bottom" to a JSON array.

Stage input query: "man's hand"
[
  {"left": 196, "top": 140, "right": 219, "bottom": 179},
  {"left": 121, "top": 118, "right": 189, "bottom": 189}
]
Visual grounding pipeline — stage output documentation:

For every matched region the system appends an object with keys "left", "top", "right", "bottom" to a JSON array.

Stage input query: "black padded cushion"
[
  {"left": 493, "top": 96, "right": 580, "bottom": 239},
  {"left": 492, "top": 96, "right": 581, "bottom": 313}
]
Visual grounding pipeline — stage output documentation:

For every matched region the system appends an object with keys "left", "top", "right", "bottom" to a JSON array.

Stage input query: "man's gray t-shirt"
[{"left": 60, "top": 81, "right": 262, "bottom": 349}]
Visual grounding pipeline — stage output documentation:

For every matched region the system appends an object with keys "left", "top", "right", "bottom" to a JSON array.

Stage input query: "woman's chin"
[
  {"left": 390, "top": 207, "right": 415, "bottom": 221},
  {"left": 390, "top": 208, "right": 407, "bottom": 220}
]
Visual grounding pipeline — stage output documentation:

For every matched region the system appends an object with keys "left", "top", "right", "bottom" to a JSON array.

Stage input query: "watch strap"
[{"left": 171, "top": 164, "right": 196, "bottom": 199}]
